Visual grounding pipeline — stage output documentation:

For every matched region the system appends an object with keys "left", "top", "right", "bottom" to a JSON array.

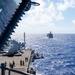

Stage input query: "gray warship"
[{"left": 47, "top": 31, "right": 53, "bottom": 38}]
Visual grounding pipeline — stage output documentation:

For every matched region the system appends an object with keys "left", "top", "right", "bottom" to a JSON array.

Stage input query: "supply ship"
[{"left": 47, "top": 31, "right": 53, "bottom": 38}]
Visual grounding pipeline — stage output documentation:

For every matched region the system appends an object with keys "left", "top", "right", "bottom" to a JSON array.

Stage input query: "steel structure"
[{"left": 0, "top": 0, "right": 40, "bottom": 50}]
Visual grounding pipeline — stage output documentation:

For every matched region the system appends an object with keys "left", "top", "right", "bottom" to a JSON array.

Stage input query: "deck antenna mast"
[{"left": 24, "top": 32, "right": 26, "bottom": 50}]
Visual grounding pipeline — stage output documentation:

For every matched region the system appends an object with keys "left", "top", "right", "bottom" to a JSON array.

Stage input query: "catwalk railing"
[{"left": 0, "top": 63, "right": 29, "bottom": 75}]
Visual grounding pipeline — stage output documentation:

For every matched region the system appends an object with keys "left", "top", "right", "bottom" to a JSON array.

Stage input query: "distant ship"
[{"left": 47, "top": 31, "right": 53, "bottom": 38}]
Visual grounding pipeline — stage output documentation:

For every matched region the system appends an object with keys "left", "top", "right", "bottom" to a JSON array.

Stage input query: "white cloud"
[
  {"left": 72, "top": 20, "right": 75, "bottom": 25},
  {"left": 57, "top": 0, "right": 75, "bottom": 11},
  {"left": 15, "top": 0, "right": 65, "bottom": 34},
  {"left": 15, "top": 0, "right": 75, "bottom": 34},
  {"left": 26, "top": 1, "right": 64, "bottom": 24}
]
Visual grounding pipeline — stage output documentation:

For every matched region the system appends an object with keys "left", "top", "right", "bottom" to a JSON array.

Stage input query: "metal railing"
[{"left": 0, "top": 63, "right": 29, "bottom": 75}]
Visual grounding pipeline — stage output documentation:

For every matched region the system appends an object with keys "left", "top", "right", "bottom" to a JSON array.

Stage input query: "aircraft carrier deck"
[{"left": 0, "top": 49, "right": 35, "bottom": 75}]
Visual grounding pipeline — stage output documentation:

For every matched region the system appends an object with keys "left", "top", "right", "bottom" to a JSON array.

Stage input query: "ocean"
[{"left": 12, "top": 34, "right": 75, "bottom": 75}]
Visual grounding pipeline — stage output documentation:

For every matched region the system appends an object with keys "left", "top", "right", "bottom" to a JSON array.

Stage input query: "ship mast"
[{"left": 24, "top": 32, "right": 26, "bottom": 50}]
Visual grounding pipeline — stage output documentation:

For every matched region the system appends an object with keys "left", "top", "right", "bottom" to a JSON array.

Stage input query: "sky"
[{"left": 14, "top": 0, "right": 75, "bottom": 34}]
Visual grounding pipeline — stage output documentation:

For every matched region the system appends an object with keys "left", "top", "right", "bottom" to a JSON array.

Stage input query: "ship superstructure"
[{"left": 0, "top": 0, "right": 40, "bottom": 52}]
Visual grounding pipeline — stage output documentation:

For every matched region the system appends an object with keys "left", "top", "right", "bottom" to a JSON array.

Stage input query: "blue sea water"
[{"left": 13, "top": 34, "right": 75, "bottom": 75}]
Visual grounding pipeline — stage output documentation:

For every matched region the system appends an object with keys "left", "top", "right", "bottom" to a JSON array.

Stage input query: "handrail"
[{"left": 0, "top": 63, "right": 29, "bottom": 75}]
